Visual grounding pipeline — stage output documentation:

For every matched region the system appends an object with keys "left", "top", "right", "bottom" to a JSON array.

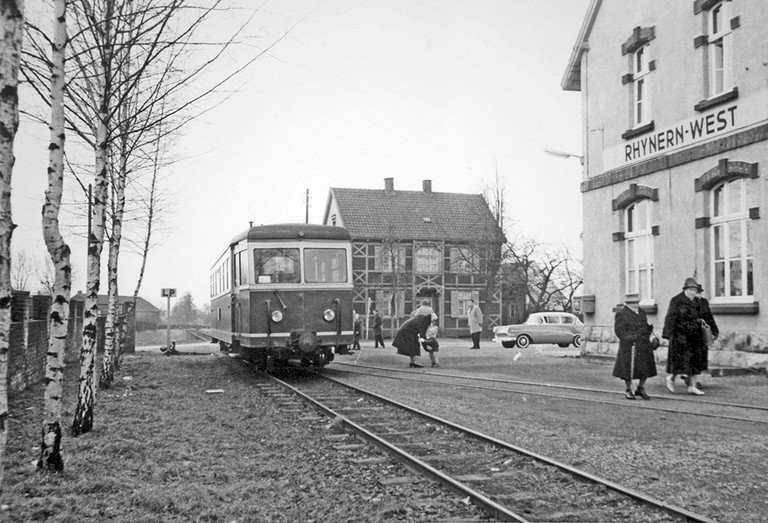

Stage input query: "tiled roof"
[
  {"left": 330, "top": 187, "right": 503, "bottom": 243},
  {"left": 92, "top": 294, "right": 161, "bottom": 313}
]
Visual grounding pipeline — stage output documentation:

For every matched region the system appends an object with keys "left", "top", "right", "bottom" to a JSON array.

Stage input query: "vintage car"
[{"left": 492, "top": 312, "right": 583, "bottom": 349}]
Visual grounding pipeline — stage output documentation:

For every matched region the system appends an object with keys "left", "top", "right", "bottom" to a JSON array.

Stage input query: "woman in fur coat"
[{"left": 613, "top": 293, "right": 657, "bottom": 399}]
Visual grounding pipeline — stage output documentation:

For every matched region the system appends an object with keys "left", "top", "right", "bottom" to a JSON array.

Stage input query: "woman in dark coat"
[
  {"left": 662, "top": 277, "right": 706, "bottom": 396},
  {"left": 392, "top": 313, "right": 431, "bottom": 368},
  {"left": 613, "top": 293, "right": 657, "bottom": 399},
  {"left": 691, "top": 286, "right": 719, "bottom": 389}
]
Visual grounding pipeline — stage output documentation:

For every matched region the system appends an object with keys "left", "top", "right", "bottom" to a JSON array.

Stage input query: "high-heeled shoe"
[
  {"left": 634, "top": 387, "right": 651, "bottom": 400},
  {"left": 624, "top": 389, "right": 636, "bottom": 400},
  {"left": 688, "top": 386, "right": 704, "bottom": 396}
]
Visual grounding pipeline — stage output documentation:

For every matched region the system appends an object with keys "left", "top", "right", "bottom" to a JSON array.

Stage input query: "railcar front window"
[
  {"left": 304, "top": 248, "right": 347, "bottom": 283},
  {"left": 254, "top": 248, "right": 300, "bottom": 283}
]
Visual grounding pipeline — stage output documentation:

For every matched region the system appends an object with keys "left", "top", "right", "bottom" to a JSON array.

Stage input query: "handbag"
[
  {"left": 649, "top": 332, "right": 660, "bottom": 350},
  {"left": 701, "top": 320, "right": 714, "bottom": 347}
]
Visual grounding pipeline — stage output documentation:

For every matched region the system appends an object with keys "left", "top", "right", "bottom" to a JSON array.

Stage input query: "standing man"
[
  {"left": 372, "top": 308, "right": 385, "bottom": 348},
  {"left": 352, "top": 310, "right": 361, "bottom": 351},
  {"left": 468, "top": 299, "right": 483, "bottom": 350}
]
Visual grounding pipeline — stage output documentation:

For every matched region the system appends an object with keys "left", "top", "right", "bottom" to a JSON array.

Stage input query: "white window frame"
[
  {"left": 415, "top": 246, "right": 440, "bottom": 274},
  {"left": 624, "top": 200, "right": 654, "bottom": 303},
  {"left": 710, "top": 178, "right": 753, "bottom": 301},
  {"left": 707, "top": 1, "right": 733, "bottom": 97},
  {"left": 374, "top": 245, "right": 406, "bottom": 272},
  {"left": 633, "top": 45, "right": 651, "bottom": 127},
  {"left": 375, "top": 289, "right": 405, "bottom": 318},
  {"left": 450, "top": 247, "right": 478, "bottom": 274}
]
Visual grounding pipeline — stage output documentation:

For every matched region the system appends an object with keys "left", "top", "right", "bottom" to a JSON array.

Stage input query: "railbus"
[{"left": 209, "top": 223, "right": 354, "bottom": 371}]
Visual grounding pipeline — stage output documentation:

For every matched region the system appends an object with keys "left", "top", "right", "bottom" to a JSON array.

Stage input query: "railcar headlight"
[
  {"left": 323, "top": 309, "right": 335, "bottom": 322},
  {"left": 271, "top": 310, "right": 283, "bottom": 323}
]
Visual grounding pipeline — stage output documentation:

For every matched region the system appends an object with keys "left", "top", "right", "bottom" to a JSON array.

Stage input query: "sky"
[{"left": 12, "top": 0, "right": 590, "bottom": 310}]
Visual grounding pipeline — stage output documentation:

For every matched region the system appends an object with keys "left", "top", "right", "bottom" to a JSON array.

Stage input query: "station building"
[
  {"left": 322, "top": 178, "right": 504, "bottom": 339},
  {"left": 563, "top": 0, "right": 768, "bottom": 369}
]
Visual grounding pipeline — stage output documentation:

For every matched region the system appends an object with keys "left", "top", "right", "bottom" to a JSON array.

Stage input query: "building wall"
[
  {"left": 578, "top": 0, "right": 768, "bottom": 368},
  {"left": 349, "top": 240, "right": 502, "bottom": 339},
  {"left": 7, "top": 292, "right": 138, "bottom": 395}
]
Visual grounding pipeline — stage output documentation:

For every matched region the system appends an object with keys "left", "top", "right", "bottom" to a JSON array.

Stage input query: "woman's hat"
[
  {"left": 683, "top": 277, "right": 701, "bottom": 290},
  {"left": 624, "top": 293, "right": 640, "bottom": 304}
]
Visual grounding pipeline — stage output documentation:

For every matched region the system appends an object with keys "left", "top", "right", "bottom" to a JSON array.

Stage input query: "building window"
[
  {"left": 711, "top": 178, "right": 753, "bottom": 299},
  {"left": 624, "top": 200, "right": 654, "bottom": 301},
  {"left": 633, "top": 45, "right": 651, "bottom": 127},
  {"left": 450, "top": 247, "right": 478, "bottom": 273},
  {"left": 374, "top": 245, "right": 405, "bottom": 272},
  {"left": 450, "top": 290, "right": 479, "bottom": 318},
  {"left": 415, "top": 246, "right": 440, "bottom": 273},
  {"left": 707, "top": 1, "right": 732, "bottom": 97},
  {"left": 375, "top": 289, "right": 405, "bottom": 318}
]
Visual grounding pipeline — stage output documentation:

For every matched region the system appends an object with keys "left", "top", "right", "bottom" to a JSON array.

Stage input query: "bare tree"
[
  {"left": 380, "top": 223, "right": 407, "bottom": 327},
  {"left": 38, "top": 0, "right": 69, "bottom": 471},
  {"left": 38, "top": 255, "right": 56, "bottom": 296},
  {"left": 0, "top": 0, "right": 25, "bottom": 493},
  {"left": 10, "top": 249, "right": 34, "bottom": 290},
  {"left": 19, "top": 0, "right": 292, "bottom": 431},
  {"left": 505, "top": 236, "right": 583, "bottom": 315}
]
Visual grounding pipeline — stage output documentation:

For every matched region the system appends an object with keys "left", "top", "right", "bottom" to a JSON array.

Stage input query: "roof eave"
[{"left": 561, "top": 0, "right": 603, "bottom": 92}]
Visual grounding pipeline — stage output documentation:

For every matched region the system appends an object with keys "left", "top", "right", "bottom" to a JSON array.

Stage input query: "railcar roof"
[{"left": 229, "top": 223, "right": 351, "bottom": 245}]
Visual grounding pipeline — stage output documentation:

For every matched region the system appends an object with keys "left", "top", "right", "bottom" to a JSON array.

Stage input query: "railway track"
[
  {"left": 254, "top": 365, "right": 718, "bottom": 523},
  {"left": 326, "top": 362, "right": 768, "bottom": 426}
]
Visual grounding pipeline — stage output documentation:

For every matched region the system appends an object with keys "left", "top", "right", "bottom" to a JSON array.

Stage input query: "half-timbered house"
[{"left": 322, "top": 178, "right": 504, "bottom": 339}]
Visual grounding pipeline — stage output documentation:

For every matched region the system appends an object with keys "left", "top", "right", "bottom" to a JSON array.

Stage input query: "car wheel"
[
  {"left": 516, "top": 334, "right": 532, "bottom": 349},
  {"left": 501, "top": 340, "right": 516, "bottom": 349},
  {"left": 573, "top": 335, "right": 582, "bottom": 348}
]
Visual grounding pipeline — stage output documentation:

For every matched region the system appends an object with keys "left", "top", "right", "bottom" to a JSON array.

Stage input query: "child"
[{"left": 420, "top": 313, "right": 440, "bottom": 367}]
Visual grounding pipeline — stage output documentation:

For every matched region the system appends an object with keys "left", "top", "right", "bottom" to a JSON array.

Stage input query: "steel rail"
[
  {"left": 337, "top": 361, "right": 768, "bottom": 412},
  {"left": 315, "top": 372, "right": 720, "bottom": 523},
  {"left": 325, "top": 365, "right": 768, "bottom": 426},
  {"left": 267, "top": 373, "right": 530, "bottom": 523}
]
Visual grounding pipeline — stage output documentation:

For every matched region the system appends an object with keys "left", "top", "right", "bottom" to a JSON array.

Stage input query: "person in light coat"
[{"left": 467, "top": 299, "right": 483, "bottom": 349}]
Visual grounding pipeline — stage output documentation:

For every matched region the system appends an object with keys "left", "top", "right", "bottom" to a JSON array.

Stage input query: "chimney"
[
  {"left": 422, "top": 180, "right": 432, "bottom": 194},
  {"left": 384, "top": 177, "right": 394, "bottom": 195}
]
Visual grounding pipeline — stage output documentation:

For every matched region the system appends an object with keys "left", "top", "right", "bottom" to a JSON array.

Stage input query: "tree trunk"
[
  {"left": 0, "top": 0, "right": 25, "bottom": 489},
  {"left": 99, "top": 147, "right": 125, "bottom": 389},
  {"left": 72, "top": 0, "right": 114, "bottom": 436},
  {"left": 39, "top": 0, "right": 68, "bottom": 472}
]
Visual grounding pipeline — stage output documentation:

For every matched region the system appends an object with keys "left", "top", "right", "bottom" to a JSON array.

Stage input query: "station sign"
[{"left": 161, "top": 288, "right": 177, "bottom": 298}]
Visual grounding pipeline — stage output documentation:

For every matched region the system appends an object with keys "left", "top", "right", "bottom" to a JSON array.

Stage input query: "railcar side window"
[
  {"left": 304, "top": 248, "right": 347, "bottom": 283},
  {"left": 254, "top": 248, "right": 300, "bottom": 283}
]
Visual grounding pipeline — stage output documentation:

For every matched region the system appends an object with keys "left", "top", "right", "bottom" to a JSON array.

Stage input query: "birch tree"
[
  {"left": 0, "top": 0, "right": 25, "bottom": 492},
  {"left": 38, "top": 0, "right": 68, "bottom": 471},
  {"left": 21, "top": 0, "right": 290, "bottom": 430}
]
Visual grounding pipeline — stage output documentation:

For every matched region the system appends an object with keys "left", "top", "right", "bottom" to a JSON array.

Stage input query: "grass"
[
  {"left": 2, "top": 350, "right": 477, "bottom": 522},
  {"left": 133, "top": 328, "right": 205, "bottom": 347}
]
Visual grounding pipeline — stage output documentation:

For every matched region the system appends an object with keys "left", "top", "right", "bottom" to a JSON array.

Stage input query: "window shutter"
[{"left": 450, "top": 291, "right": 459, "bottom": 318}]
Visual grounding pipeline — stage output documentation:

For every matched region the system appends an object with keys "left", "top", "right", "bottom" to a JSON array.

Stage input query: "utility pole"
[{"left": 305, "top": 189, "right": 309, "bottom": 224}]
